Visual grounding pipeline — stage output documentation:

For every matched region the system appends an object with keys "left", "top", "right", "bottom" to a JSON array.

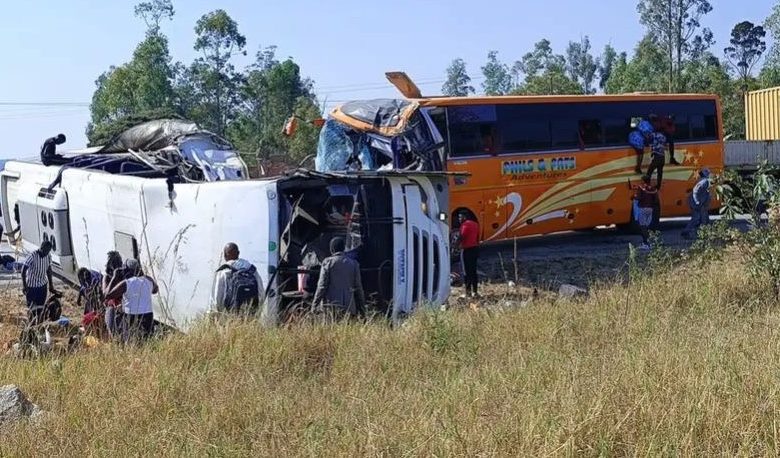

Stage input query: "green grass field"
[{"left": 2, "top": 254, "right": 780, "bottom": 456}]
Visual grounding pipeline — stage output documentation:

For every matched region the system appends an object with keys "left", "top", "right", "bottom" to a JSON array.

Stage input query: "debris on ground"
[{"left": 0, "top": 385, "right": 43, "bottom": 426}]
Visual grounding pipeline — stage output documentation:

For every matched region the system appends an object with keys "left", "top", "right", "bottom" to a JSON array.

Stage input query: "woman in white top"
[{"left": 106, "top": 259, "right": 158, "bottom": 344}]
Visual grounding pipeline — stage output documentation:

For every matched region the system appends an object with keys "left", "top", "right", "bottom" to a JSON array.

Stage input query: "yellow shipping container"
[{"left": 746, "top": 87, "right": 780, "bottom": 140}]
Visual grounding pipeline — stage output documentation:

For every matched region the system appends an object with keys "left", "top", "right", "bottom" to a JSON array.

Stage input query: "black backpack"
[{"left": 218, "top": 264, "right": 259, "bottom": 312}]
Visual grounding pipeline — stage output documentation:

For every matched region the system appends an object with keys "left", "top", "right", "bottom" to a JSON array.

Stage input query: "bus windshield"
[{"left": 316, "top": 99, "right": 443, "bottom": 173}]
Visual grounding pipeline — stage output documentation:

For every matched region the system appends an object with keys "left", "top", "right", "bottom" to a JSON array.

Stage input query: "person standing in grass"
[
  {"left": 312, "top": 237, "right": 365, "bottom": 320},
  {"left": 102, "top": 251, "right": 124, "bottom": 338},
  {"left": 682, "top": 168, "right": 712, "bottom": 239},
  {"left": 456, "top": 211, "right": 481, "bottom": 298},
  {"left": 21, "top": 241, "right": 56, "bottom": 325},
  {"left": 635, "top": 175, "right": 659, "bottom": 250},
  {"left": 106, "top": 259, "right": 158, "bottom": 344}
]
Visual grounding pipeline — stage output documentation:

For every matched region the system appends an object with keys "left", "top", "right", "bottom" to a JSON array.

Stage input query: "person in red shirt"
[{"left": 457, "top": 211, "right": 480, "bottom": 298}]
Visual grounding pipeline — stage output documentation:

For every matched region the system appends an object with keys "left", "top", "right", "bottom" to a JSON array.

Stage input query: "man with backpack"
[{"left": 212, "top": 243, "right": 263, "bottom": 313}]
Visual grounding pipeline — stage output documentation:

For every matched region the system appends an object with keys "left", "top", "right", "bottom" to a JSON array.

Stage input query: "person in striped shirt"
[{"left": 21, "top": 241, "right": 55, "bottom": 324}]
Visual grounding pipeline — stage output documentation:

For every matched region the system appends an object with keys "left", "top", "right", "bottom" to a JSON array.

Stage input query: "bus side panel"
[{"left": 139, "top": 180, "right": 279, "bottom": 331}]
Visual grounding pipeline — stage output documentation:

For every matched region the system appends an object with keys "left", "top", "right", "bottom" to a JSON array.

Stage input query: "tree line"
[
  {"left": 88, "top": 0, "right": 320, "bottom": 166},
  {"left": 442, "top": 0, "right": 780, "bottom": 139}
]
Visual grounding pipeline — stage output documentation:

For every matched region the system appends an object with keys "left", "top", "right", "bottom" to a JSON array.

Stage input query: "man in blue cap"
[{"left": 682, "top": 168, "right": 711, "bottom": 239}]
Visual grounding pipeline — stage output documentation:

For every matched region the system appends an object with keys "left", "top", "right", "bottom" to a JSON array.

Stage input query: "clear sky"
[{"left": 0, "top": 0, "right": 774, "bottom": 158}]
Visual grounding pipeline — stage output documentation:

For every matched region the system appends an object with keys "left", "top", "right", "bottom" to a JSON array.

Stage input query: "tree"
[
  {"left": 229, "top": 47, "right": 321, "bottom": 163},
  {"left": 764, "top": 2, "right": 780, "bottom": 68},
  {"left": 724, "top": 21, "right": 767, "bottom": 88},
  {"left": 134, "top": 0, "right": 174, "bottom": 36},
  {"left": 598, "top": 44, "right": 618, "bottom": 90},
  {"left": 515, "top": 39, "right": 566, "bottom": 79},
  {"left": 605, "top": 35, "right": 666, "bottom": 94},
  {"left": 517, "top": 70, "right": 583, "bottom": 95},
  {"left": 511, "top": 39, "right": 580, "bottom": 95},
  {"left": 481, "top": 51, "right": 512, "bottom": 95},
  {"left": 565, "top": 36, "right": 599, "bottom": 94},
  {"left": 637, "top": 0, "right": 713, "bottom": 92},
  {"left": 182, "top": 9, "right": 247, "bottom": 137},
  {"left": 441, "top": 58, "right": 474, "bottom": 96},
  {"left": 87, "top": 1, "right": 178, "bottom": 145}
]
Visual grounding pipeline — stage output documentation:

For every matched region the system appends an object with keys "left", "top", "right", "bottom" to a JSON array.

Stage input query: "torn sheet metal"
[{"left": 316, "top": 99, "right": 442, "bottom": 173}]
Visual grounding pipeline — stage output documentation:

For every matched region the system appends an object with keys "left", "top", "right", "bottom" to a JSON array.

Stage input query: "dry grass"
[{"left": 1, "top": 257, "right": 780, "bottom": 456}]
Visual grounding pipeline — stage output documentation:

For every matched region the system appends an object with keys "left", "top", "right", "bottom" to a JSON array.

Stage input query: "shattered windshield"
[{"left": 315, "top": 120, "right": 377, "bottom": 172}]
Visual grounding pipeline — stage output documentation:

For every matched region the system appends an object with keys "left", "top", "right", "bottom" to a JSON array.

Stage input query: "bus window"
[
  {"left": 448, "top": 105, "right": 498, "bottom": 157},
  {"left": 578, "top": 119, "right": 603, "bottom": 147},
  {"left": 551, "top": 118, "right": 579, "bottom": 149},
  {"left": 603, "top": 118, "right": 630, "bottom": 146},
  {"left": 690, "top": 115, "right": 706, "bottom": 139},
  {"left": 428, "top": 108, "right": 450, "bottom": 157},
  {"left": 704, "top": 115, "right": 718, "bottom": 139},
  {"left": 497, "top": 105, "right": 550, "bottom": 153},
  {"left": 674, "top": 115, "right": 691, "bottom": 141}
]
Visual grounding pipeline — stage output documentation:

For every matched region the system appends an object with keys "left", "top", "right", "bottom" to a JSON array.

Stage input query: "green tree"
[
  {"left": 511, "top": 39, "right": 580, "bottom": 95},
  {"left": 481, "top": 51, "right": 512, "bottom": 95},
  {"left": 724, "top": 21, "right": 767, "bottom": 89},
  {"left": 637, "top": 0, "right": 714, "bottom": 92},
  {"left": 598, "top": 44, "right": 618, "bottom": 90},
  {"left": 229, "top": 47, "right": 321, "bottom": 164},
  {"left": 134, "top": 0, "right": 174, "bottom": 35},
  {"left": 517, "top": 70, "right": 583, "bottom": 95},
  {"left": 441, "top": 58, "right": 474, "bottom": 96},
  {"left": 87, "top": 1, "right": 178, "bottom": 145},
  {"left": 605, "top": 35, "right": 666, "bottom": 93},
  {"left": 764, "top": 2, "right": 780, "bottom": 67},
  {"left": 565, "top": 36, "right": 599, "bottom": 94},
  {"left": 181, "top": 9, "right": 247, "bottom": 137}
]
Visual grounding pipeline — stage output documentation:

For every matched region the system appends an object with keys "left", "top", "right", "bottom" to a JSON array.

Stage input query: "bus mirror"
[{"left": 283, "top": 117, "right": 299, "bottom": 137}]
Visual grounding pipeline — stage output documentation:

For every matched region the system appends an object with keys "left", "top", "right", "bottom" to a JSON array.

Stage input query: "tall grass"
[{"left": 2, "top": 256, "right": 780, "bottom": 456}]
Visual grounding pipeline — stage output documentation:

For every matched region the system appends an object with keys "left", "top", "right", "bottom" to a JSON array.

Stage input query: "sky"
[{"left": 0, "top": 0, "right": 775, "bottom": 158}]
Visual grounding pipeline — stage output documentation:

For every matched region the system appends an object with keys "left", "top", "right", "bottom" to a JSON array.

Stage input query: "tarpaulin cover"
[{"left": 98, "top": 119, "right": 200, "bottom": 154}]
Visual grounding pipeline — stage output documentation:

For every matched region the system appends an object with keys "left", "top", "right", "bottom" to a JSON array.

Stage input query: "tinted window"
[
  {"left": 674, "top": 115, "right": 691, "bottom": 141},
  {"left": 551, "top": 118, "right": 579, "bottom": 149},
  {"left": 497, "top": 105, "right": 551, "bottom": 152},
  {"left": 579, "top": 119, "right": 603, "bottom": 146},
  {"left": 447, "top": 105, "right": 498, "bottom": 157},
  {"left": 690, "top": 115, "right": 706, "bottom": 139},
  {"left": 443, "top": 98, "right": 719, "bottom": 158},
  {"left": 603, "top": 118, "right": 631, "bottom": 145}
]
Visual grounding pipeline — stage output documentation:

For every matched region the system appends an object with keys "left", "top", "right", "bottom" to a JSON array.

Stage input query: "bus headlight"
[{"left": 438, "top": 212, "right": 447, "bottom": 222}]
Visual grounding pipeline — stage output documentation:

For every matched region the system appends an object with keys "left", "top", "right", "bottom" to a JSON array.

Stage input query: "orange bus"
[{"left": 412, "top": 93, "right": 724, "bottom": 243}]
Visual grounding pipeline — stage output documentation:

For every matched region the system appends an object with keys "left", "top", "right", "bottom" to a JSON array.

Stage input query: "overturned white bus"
[{"left": 1, "top": 121, "right": 451, "bottom": 331}]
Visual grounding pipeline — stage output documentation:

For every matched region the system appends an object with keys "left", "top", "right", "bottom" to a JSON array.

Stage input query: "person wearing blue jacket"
[{"left": 682, "top": 168, "right": 711, "bottom": 239}]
